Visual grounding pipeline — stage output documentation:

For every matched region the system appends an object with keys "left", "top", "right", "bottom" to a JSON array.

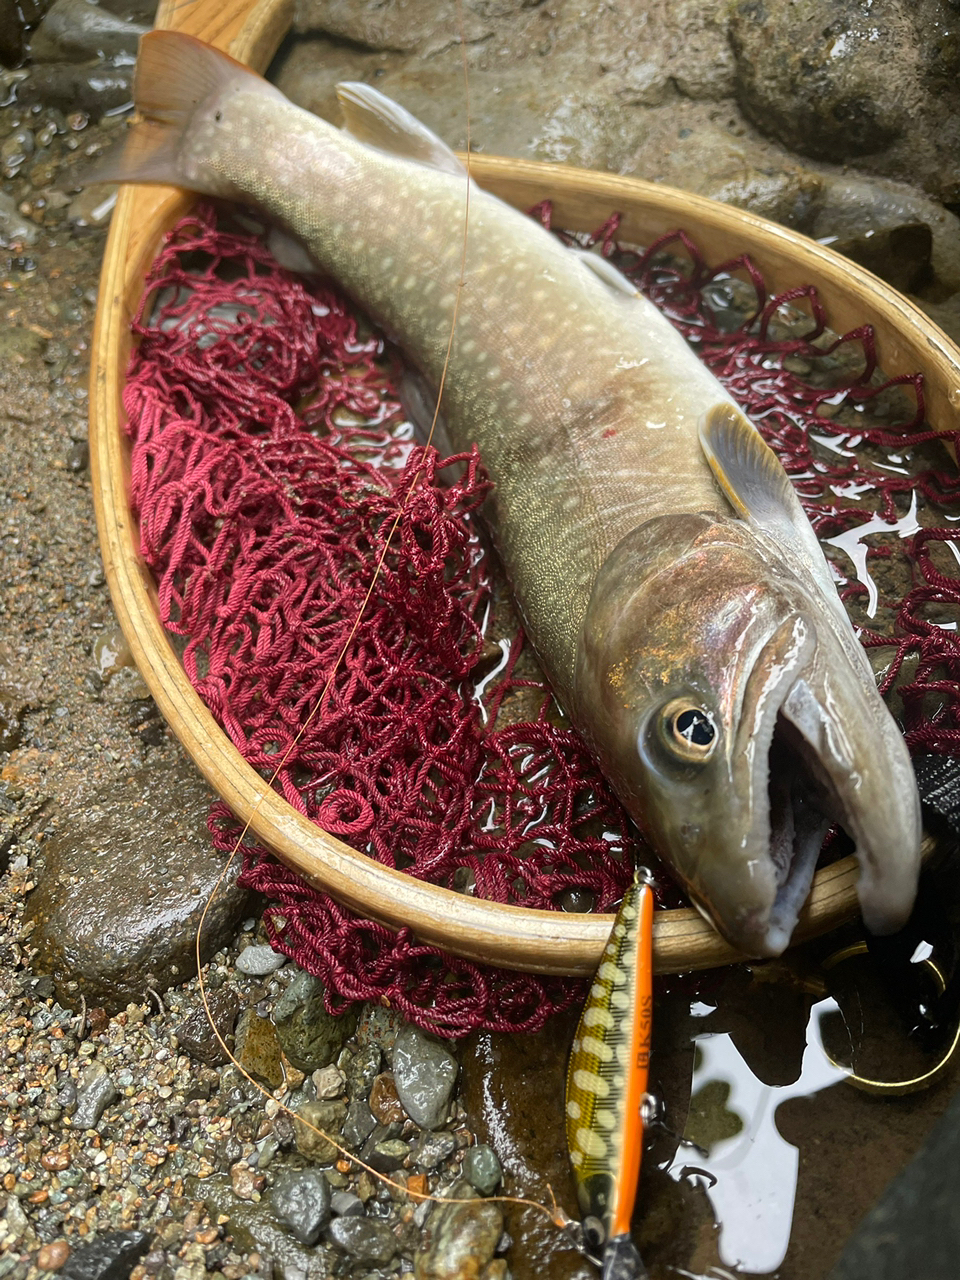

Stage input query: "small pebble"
[
  {"left": 70, "top": 1063, "right": 118, "bottom": 1130},
  {"left": 35, "top": 1242, "right": 70, "bottom": 1272},
  {"left": 369, "top": 1073, "right": 406, "bottom": 1126},
  {"left": 326, "top": 1216, "right": 398, "bottom": 1265},
  {"left": 270, "top": 1169, "right": 331, "bottom": 1245},
  {"left": 462, "top": 1144, "right": 503, "bottom": 1196},
  {"left": 235, "top": 943, "right": 286, "bottom": 976},
  {"left": 392, "top": 1024, "right": 458, "bottom": 1131},
  {"left": 230, "top": 1162, "right": 265, "bottom": 1201},
  {"left": 330, "top": 1190, "right": 364, "bottom": 1218},
  {"left": 410, "top": 1130, "right": 456, "bottom": 1171},
  {"left": 312, "top": 1063, "right": 346, "bottom": 1099}
]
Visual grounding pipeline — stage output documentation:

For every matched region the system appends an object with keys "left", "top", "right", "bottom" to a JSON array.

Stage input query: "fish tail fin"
[{"left": 83, "top": 31, "right": 270, "bottom": 189}]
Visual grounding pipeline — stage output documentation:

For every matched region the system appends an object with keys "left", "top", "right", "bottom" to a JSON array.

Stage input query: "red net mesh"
[{"left": 122, "top": 202, "right": 960, "bottom": 1036}]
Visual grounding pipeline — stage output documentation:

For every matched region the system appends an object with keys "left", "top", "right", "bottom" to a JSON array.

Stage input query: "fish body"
[
  {"left": 566, "top": 872, "right": 653, "bottom": 1279},
  {"left": 97, "top": 31, "right": 922, "bottom": 955}
]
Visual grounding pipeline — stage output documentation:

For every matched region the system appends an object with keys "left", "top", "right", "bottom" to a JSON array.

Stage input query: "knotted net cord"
[{"left": 122, "top": 202, "right": 960, "bottom": 1036}]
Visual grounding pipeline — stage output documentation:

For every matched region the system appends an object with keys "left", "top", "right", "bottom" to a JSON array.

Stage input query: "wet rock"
[
  {"left": 14, "top": 60, "right": 133, "bottom": 113},
  {"left": 174, "top": 988, "right": 239, "bottom": 1066},
  {"left": 415, "top": 1184, "right": 503, "bottom": 1280},
  {"left": 0, "top": 0, "right": 49, "bottom": 65},
  {"left": 330, "top": 1190, "right": 364, "bottom": 1218},
  {"left": 29, "top": 0, "right": 148, "bottom": 63},
  {"left": 273, "top": 969, "right": 359, "bottom": 1072},
  {"left": 811, "top": 173, "right": 960, "bottom": 295},
  {"left": 66, "top": 184, "right": 117, "bottom": 229},
  {"left": 270, "top": 1168, "right": 332, "bottom": 1246},
  {"left": 196, "top": 1173, "right": 321, "bottom": 1279},
  {"left": 730, "top": 0, "right": 915, "bottom": 162},
  {"left": 59, "top": 1229, "right": 149, "bottom": 1280},
  {"left": 462, "top": 1144, "right": 503, "bottom": 1196},
  {"left": 410, "top": 1129, "right": 456, "bottom": 1171},
  {"left": 369, "top": 1071, "right": 406, "bottom": 1125},
  {"left": 0, "top": 189, "right": 38, "bottom": 244},
  {"left": 36, "top": 1241, "right": 71, "bottom": 1271},
  {"left": 235, "top": 941, "right": 286, "bottom": 976},
  {"left": 234, "top": 1007, "right": 284, "bottom": 1091},
  {"left": 230, "top": 1161, "right": 265, "bottom": 1202},
  {"left": 366, "top": 1136, "right": 410, "bottom": 1174},
  {"left": 312, "top": 1062, "right": 346, "bottom": 1098},
  {"left": 829, "top": 1084, "right": 960, "bottom": 1280},
  {"left": 829, "top": 223, "right": 932, "bottom": 295},
  {"left": 24, "top": 758, "right": 254, "bottom": 1011},
  {"left": 340, "top": 1096, "right": 377, "bottom": 1150},
  {"left": 355, "top": 1001, "right": 405, "bottom": 1062},
  {"left": 70, "top": 1061, "right": 118, "bottom": 1130},
  {"left": 293, "top": 1098, "right": 347, "bottom": 1164},
  {"left": 392, "top": 1023, "right": 458, "bottom": 1130},
  {"left": 345, "top": 1041, "right": 381, "bottom": 1098},
  {"left": 325, "top": 1215, "right": 399, "bottom": 1266}
]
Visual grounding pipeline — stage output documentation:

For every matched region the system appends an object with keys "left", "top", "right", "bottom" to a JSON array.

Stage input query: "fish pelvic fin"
[
  {"left": 83, "top": 31, "right": 279, "bottom": 189},
  {"left": 336, "top": 81, "right": 466, "bottom": 177}
]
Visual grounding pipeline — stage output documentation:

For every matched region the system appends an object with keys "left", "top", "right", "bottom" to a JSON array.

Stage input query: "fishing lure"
[{"left": 566, "top": 869, "right": 654, "bottom": 1279}]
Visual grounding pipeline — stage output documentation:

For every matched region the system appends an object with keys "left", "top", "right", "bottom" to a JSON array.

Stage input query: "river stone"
[
  {"left": 23, "top": 759, "right": 253, "bottom": 1012},
  {"left": 415, "top": 1183, "right": 503, "bottom": 1280},
  {"left": 234, "top": 1007, "right": 284, "bottom": 1091},
  {"left": 355, "top": 1002, "right": 405, "bottom": 1062},
  {"left": 59, "top": 1230, "right": 150, "bottom": 1280},
  {"left": 340, "top": 1097, "right": 377, "bottom": 1150},
  {"left": 729, "top": 0, "right": 916, "bottom": 162},
  {"left": 173, "top": 988, "right": 239, "bottom": 1066},
  {"left": 462, "top": 1145, "right": 503, "bottom": 1197},
  {"left": 274, "top": 969, "right": 359, "bottom": 1072},
  {"left": 410, "top": 1130, "right": 456, "bottom": 1171},
  {"left": 345, "top": 1042, "right": 381, "bottom": 1098},
  {"left": 392, "top": 1024, "right": 458, "bottom": 1130},
  {"left": 29, "top": 0, "right": 147, "bottom": 63},
  {"left": 0, "top": 190, "right": 38, "bottom": 245},
  {"left": 293, "top": 1099, "right": 348, "bottom": 1164},
  {"left": 14, "top": 59, "right": 133, "bottom": 112},
  {"left": 195, "top": 1173, "right": 323, "bottom": 1280},
  {"left": 269, "top": 1169, "right": 332, "bottom": 1246},
  {"left": 325, "top": 1216, "right": 398, "bottom": 1266},
  {"left": 829, "top": 1085, "right": 960, "bottom": 1279},
  {"left": 235, "top": 942, "right": 286, "bottom": 976},
  {"left": 70, "top": 1061, "right": 118, "bottom": 1131}
]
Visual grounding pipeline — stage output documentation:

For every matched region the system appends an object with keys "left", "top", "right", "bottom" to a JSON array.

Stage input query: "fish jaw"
[{"left": 573, "top": 514, "right": 921, "bottom": 957}]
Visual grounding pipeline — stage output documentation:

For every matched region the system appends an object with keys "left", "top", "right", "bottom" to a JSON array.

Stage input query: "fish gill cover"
[{"left": 122, "top": 202, "right": 960, "bottom": 1037}]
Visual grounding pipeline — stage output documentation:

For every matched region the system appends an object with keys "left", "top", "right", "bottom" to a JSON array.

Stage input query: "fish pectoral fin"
[
  {"left": 699, "top": 403, "right": 843, "bottom": 607},
  {"left": 573, "top": 250, "right": 641, "bottom": 298},
  {"left": 336, "top": 82, "right": 466, "bottom": 177}
]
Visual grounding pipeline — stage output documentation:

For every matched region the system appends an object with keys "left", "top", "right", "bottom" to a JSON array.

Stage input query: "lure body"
[{"left": 566, "top": 874, "right": 654, "bottom": 1278}]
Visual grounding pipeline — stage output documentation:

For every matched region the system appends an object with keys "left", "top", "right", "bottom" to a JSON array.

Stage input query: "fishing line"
[{"left": 184, "top": 0, "right": 572, "bottom": 1235}]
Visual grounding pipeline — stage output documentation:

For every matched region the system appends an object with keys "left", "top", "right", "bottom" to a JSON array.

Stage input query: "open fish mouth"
[{"left": 758, "top": 708, "right": 840, "bottom": 956}]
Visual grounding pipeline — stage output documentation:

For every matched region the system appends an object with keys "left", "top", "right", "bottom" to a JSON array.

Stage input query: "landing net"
[{"left": 122, "top": 202, "right": 960, "bottom": 1035}]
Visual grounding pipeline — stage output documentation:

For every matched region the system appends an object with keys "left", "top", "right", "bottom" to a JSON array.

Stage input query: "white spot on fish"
[
  {"left": 646, "top": 421, "right": 667, "bottom": 429},
  {"left": 599, "top": 961, "right": 625, "bottom": 985},
  {"left": 595, "top": 1108, "right": 617, "bottom": 1131},
  {"left": 610, "top": 989, "right": 630, "bottom": 1011},
  {"left": 566, "top": 1099, "right": 581, "bottom": 1120},
  {"left": 570, "top": 1150, "right": 584, "bottom": 1168}
]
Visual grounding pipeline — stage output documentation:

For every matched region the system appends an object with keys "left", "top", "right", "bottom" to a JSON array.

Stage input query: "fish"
[
  {"left": 566, "top": 870, "right": 654, "bottom": 1279},
  {"left": 91, "top": 29, "right": 922, "bottom": 957}
]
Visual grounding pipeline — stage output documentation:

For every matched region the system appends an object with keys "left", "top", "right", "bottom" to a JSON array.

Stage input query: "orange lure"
[{"left": 565, "top": 870, "right": 654, "bottom": 1279}]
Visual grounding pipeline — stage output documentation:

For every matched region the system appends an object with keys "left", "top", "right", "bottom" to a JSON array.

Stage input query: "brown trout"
[{"left": 95, "top": 31, "right": 922, "bottom": 956}]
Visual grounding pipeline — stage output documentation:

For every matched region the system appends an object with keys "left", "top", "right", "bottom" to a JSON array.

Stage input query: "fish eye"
[{"left": 656, "top": 697, "right": 717, "bottom": 764}]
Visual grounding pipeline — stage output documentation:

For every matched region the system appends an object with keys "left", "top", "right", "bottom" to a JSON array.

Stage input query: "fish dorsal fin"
[
  {"left": 336, "top": 82, "right": 466, "bottom": 177},
  {"left": 700, "top": 403, "right": 843, "bottom": 606},
  {"left": 573, "top": 249, "right": 641, "bottom": 297}
]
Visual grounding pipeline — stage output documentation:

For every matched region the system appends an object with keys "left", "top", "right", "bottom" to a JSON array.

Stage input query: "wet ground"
[{"left": 4, "top": 5, "right": 960, "bottom": 1280}]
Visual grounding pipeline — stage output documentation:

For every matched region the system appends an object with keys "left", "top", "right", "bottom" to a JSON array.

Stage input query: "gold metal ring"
[{"left": 819, "top": 942, "right": 960, "bottom": 1095}]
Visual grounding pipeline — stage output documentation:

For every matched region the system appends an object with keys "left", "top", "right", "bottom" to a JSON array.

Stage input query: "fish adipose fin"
[
  {"left": 83, "top": 31, "right": 283, "bottom": 189},
  {"left": 700, "top": 403, "right": 852, "bottom": 623},
  {"left": 336, "top": 82, "right": 466, "bottom": 177}
]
